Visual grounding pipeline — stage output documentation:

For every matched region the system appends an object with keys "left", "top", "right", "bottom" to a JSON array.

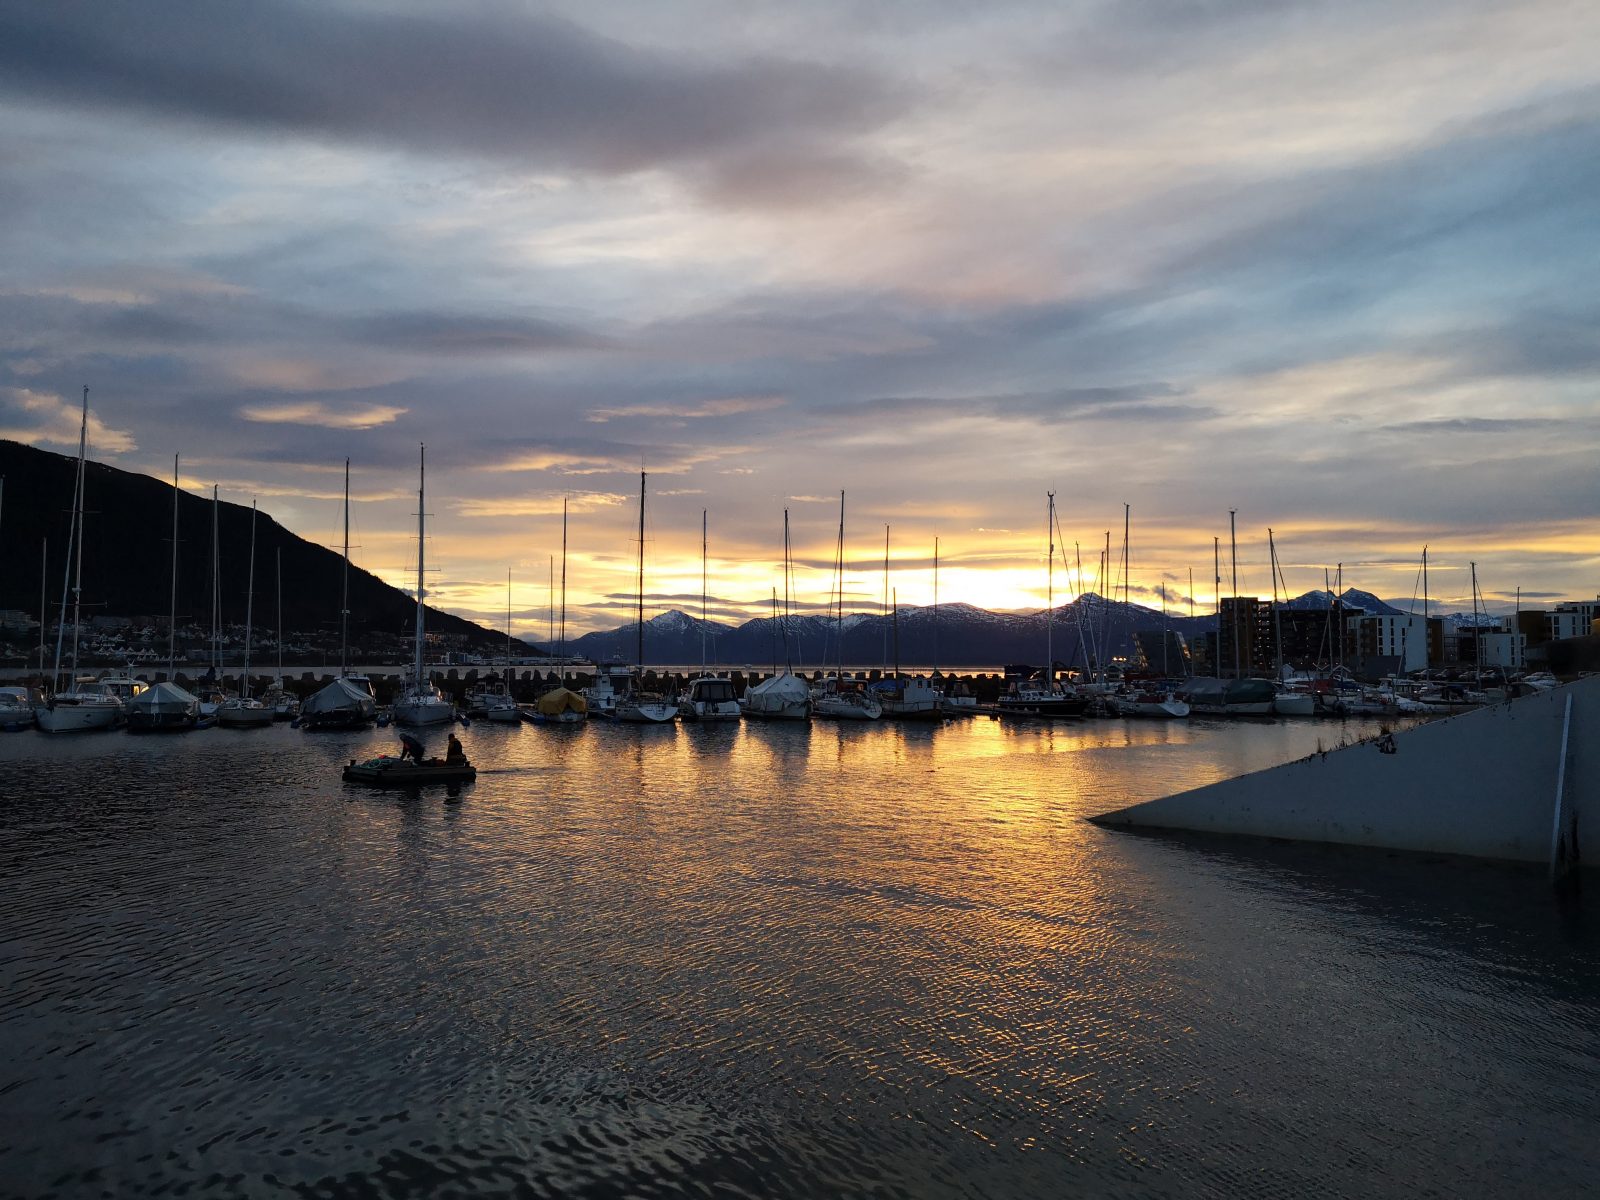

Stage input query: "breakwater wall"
[{"left": 1092, "top": 675, "right": 1596, "bottom": 867}]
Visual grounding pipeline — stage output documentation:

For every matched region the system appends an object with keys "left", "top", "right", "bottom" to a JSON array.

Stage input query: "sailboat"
[
  {"left": 529, "top": 498, "right": 587, "bottom": 724},
  {"left": 259, "top": 548, "right": 300, "bottom": 720},
  {"left": 679, "top": 510, "right": 741, "bottom": 722},
  {"left": 217, "top": 500, "right": 274, "bottom": 727},
  {"left": 299, "top": 459, "right": 377, "bottom": 730},
  {"left": 393, "top": 445, "right": 457, "bottom": 727},
  {"left": 812, "top": 492, "right": 880, "bottom": 721},
  {"left": 741, "top": 509, "right": 811, "bottom": 721},
  {"left": 34, "top": 388, "right": 123, "bottom": 733},
  {"left": 127, "top": 453, "right": 201, "bottom": 731},
  {"left": 479, "top": 571, "right": 522, "bottom": 723},
  {"left": 996, "top": 492, "right": 1086, "bottom": 717},
  {"left": 614, "top": 470, "right": 677, "bottom": 724}
]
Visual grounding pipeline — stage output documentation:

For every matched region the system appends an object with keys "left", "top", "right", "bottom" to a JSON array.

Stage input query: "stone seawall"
[{"left": 1091, "top": 675, "right": 1596, "bottom": 867}]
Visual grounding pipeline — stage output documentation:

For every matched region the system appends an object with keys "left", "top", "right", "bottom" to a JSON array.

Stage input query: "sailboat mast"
[
  {"left": 781, "top": 507, "right": 792, "bottom": 671},
  {"left": 1470, "top": 560, "right": 1482, "bottom": 688},
  {"left": 38, "top": 537, "right": 47, "bottom": 672},
  {"left": 1046, "top": 492, "right": 1054, "bottom": 686},
  {"left": 276, "top": 547, "right": 283, "bottom": 685},
  {"left": 559, "top": 498, "right": 568, "bottom": 678},
  {"left": 835, "top": 493, "right": 845, "bottom": 677},
  {"left": 882, "top": 524, "right": 889, "bottom": 674},
  {"left": 68, "top": 387, "right": 91, "bottom": 685},
  {"left": 1268, "top": 528, "right": 1282, "bottom": 681},
  {"left": 1228, "top": 509, "right": 1239, "bottom": 678},
  {"left": 340, "top": 458, "right": 350, "bottom": 677},
  {"left": 168, "top": 454, "right": 179, "bottom": 676},
  {"left": 636, "top": 470, "right": 646, "bottom": 670},
  {"left": 412, "top": 445, "right": 426, "bottom": 689},
  {"left": 701, "top": 508, "right": 709, "bottom": 675},
  {"left": 50, "top": 386, "right": 89, "bottom": 689},
  {"left": 1427, "top": 547, "right": 1440, "bottom": 678},
  {"left": 211, "top": 485, "right": 220, "bottom": 679},
  {"left": 933, "top": 534, "right": 939, "bottom": 677},
  {"left": 243, "top": 500, "right": 257, "bottom": 698},
  {"left": 507, "top": 567, "right": 513, "bottom": 673}
]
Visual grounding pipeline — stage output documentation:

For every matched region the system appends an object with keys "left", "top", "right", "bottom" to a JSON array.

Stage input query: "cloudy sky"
[{"left": 2, "top": 0, "right": 1597, "bottom": 637}]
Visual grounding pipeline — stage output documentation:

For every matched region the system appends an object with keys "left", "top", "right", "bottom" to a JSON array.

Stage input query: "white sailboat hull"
[
  {"left": 394, "top": 694, "right": 456, "bottom": 726},
  {"left": 216, "top": 699, "right": 275, "bottom": 727},
  {"left": 616, "top": 699, "right": 678, "bottom": 723},
  {"left": 813, "top": 695, "right": 882, "bottom": 720},
  {"left": 33, "top": 698, "right": 121, "bottom": 733}
]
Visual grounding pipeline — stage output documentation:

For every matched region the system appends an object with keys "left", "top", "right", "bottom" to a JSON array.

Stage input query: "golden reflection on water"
[{"left": 12, "top": 709, "right": 1542, "bottom": 1198}]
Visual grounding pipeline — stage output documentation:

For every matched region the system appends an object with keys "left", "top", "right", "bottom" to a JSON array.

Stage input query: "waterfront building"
[{"left": 1345, "top": 613, "right": 1430, "bottom": 673}]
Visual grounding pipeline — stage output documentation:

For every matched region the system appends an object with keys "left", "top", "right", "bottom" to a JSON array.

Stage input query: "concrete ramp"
[{"left": 1091, "top": 675, "right": 1597, "bottom": 867}]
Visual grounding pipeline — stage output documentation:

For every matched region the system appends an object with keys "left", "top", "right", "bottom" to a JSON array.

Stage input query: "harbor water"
[{"left": 2, "top": 716, "right": 1596, "bottom": 1198}]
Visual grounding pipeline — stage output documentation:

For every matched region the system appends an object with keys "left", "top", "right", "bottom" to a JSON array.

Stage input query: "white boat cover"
[
  {"left": 127, "top": 681, "right": 200, "bottom": 717},
  {"left": 301, "top": 677, "right": 378, "bottom": 718},
  {"left": 744, "top": 673, "right": 810, "bottom": 712}
]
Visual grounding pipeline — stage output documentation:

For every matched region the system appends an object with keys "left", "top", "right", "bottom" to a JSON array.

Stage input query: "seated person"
[{"left": 445, "top": 732, "right": 466, "bottom": 764}]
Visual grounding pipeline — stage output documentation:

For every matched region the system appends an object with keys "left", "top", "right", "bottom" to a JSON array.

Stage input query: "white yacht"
[
  {"left": 679, "top": 675, "right": 741, "bottom": 722},
  {"left": 812, "top": 674, "right": 882, "bottom": 721}
]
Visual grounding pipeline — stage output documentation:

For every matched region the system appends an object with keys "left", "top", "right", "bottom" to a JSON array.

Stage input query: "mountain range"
[
  {"left": 0, "top": 439, "right": 517, "bottom": 650},
  {"left": 3, "top": 439, "right": 1495, "bottom": 664}
]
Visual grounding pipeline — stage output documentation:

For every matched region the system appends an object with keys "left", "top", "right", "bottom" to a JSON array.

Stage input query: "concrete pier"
[{"left": 1091, "top": 675, "right": 1597, "bottom": 867}]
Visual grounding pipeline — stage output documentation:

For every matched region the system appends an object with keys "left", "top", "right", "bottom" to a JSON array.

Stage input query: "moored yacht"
[
  {"left": 0, "top": 686, "right": 41, "bottom": 732},
  {"left": 36, "top": 678, "right": 125, "bottom": 733},
  {"left": 126, "top": 680, "right": 202, "bottom": 731},
  {"left": 300, "top": 675, "right": 378, "bottom": 729},
  {"left": 679, "top": 675, "right": 741, "bottom": 722},
  {"left": 393, "top": 446, "right": 456, "bottom": 729},
  {"left": 812, "top": 674, "right": 882, "bottom": 721},
  {"left": 741, "top": 671, "right": 811, "bottom": 720}
]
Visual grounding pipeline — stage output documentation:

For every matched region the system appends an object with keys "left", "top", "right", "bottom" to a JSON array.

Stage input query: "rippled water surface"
[{"left": 3, "top": 716, "right": 1596, "bottom": 1198}]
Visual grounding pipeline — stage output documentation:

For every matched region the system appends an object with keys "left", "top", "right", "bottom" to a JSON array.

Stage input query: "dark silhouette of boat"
[{"left": 342, "top": 756, "right": 476, "bottom": 786}]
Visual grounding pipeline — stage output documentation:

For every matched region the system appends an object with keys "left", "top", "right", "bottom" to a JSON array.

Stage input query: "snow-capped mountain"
[{"left": 567, "top": 593, "right": 1214, "bottom": 668}]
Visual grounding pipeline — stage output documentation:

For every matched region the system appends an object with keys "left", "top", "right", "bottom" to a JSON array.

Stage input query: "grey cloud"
[
  {"left": 342, "top": 313, "right": 605, "bottom": 356},
  {"left": 1379, "top": 417, "right": 1568, "bottom": 435},
  {"left": 0, "top": 1, "right": 910, "bottom": 200},
  {"left": 818, "top": 384, "right": 1194, "bottom": 425}
]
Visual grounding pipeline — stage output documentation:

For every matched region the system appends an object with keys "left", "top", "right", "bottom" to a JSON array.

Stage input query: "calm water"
[{"left": 2, "top": 716, "right": 1595, "bottom": 1199}]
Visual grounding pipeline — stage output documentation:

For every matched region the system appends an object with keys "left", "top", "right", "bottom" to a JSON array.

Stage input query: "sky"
[{"left": 1, "top": 0, "right": 1597, "bottom": 640}]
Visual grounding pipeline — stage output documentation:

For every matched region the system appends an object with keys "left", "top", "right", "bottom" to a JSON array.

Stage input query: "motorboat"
[
  {"left": 583, "top": 661, "right": 633, "bottom": 719},
  {"left": 35, "top": 678, "right": 125, "bottom": 733},
  {"left": 994, "top": 671, "right": 1086, "bottom": 718},
  {"left": 679, "top": 675, "right": 742, "bottom": 722},
  {"left": 480, "top": 693, "right": 522, "bottom": 723},
  {"left": 0, "top": 686, "right": 41, "bottom": 732},
  {"left": 872, "top": 674, "right": 945, "bottom": 721}
]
